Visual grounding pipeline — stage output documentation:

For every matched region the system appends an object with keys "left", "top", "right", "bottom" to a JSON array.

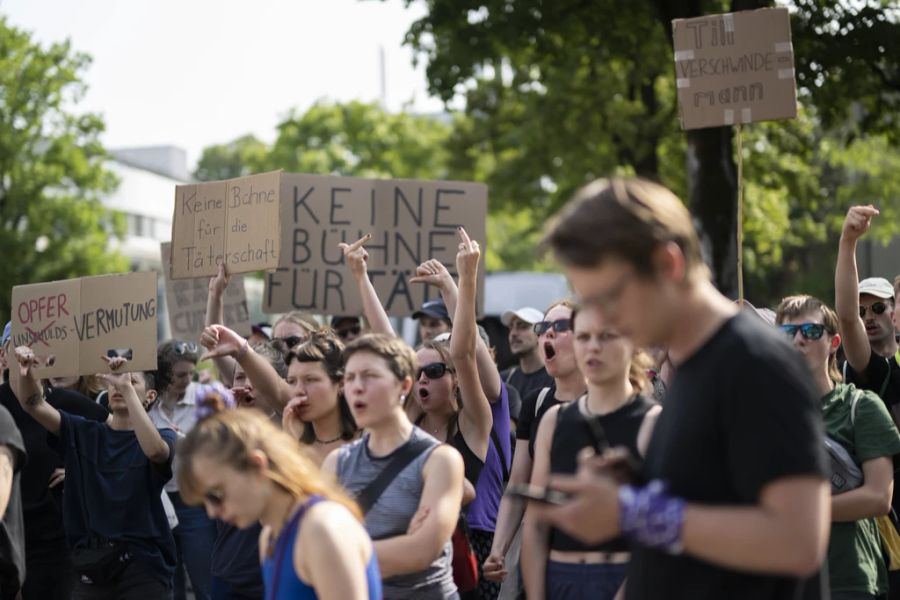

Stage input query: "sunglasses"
[
  {"left": 273, "top": 335, "right": 305, "bottom": 350},
  {"left": 204, "top": 488, "right": 225, "bottom": 507},
  {"left": 779, "top": 323, "right": 828, "bottom": 340},
  {"left": 534, "top": 319, "right": 571, "bottom": 336},
  {"left": 859, "top": 302, "right": 889, "bottom": 318},
  {"left": 336, "top": 326, "right": 361, "bottom": 340},
  {"left": 416, "top": 362, "right": 450, "bottom": 381},
  {"left": 174, "top": 341, "right": 199, "bottom": 355}
]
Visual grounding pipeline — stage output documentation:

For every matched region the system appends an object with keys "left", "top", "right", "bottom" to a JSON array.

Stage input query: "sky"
[{"left": 0, "top": 0, "right": 447, "bottom": 169}]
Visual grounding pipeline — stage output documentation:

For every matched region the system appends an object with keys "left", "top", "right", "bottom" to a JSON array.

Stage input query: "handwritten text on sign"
[
  {"left": 672, "top": 7, "right": 796, "bottom": 130},
  {"left": 170, "top": 170, "right": 281, "bottom": 279},
  {"left": 11, "top": 272, "right": 158, "bottom": 377},
  {"left": 160, "top": 242, "right": 251, "bottom": 341},
  {"left": 264, "top": 174, "right": 487, "bottom": 317}
]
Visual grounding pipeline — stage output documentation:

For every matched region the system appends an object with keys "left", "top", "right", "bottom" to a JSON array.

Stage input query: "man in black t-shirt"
[
  {"left": 500, "top": 307, "right": 553, "bottom": 416},
  {"left": 535, "top": 177, "right": 829, "bottom": 600}
]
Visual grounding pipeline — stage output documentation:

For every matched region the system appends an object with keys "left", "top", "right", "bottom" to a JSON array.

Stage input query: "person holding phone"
[{"left": 520, "top": 303, "right": 660, "bottom": 600}]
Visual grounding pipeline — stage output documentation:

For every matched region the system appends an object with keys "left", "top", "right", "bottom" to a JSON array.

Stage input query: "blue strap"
[{"left": 268, "top": 496, "right": 324, "bottom": 600}]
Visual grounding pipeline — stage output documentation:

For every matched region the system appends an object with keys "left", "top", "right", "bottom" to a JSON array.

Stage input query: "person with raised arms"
[{"left": 10, "top": 348, "right": 177, "bottom": 599}]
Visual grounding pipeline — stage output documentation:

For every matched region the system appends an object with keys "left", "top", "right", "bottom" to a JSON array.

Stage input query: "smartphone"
[
  {"left": 107, "top": 348, "right": 133, "bottom": 361},
  {"left": 505, "top": 484, "right": 570, "bottom": 506}
]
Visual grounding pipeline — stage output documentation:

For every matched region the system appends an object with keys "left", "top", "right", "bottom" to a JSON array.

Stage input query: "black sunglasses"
[
  {"left": 336, "top": 326, "right": 361, "bottom": 340},
  {"left": 273, "top": 335, "right": 305, "bottom": 350},
  {"left": 780, "top": 323, "right": 827, "bottom": 340},
  {"left": 204, "top": 488, "right": 224, "bottom": 507},
  {"left": 860, "top": 302, "right": 889, "bottom": 318},
  {"left": 416, "top": 362, "right": 450, "bottom": 381},
  {"left": 534, "top": 319, "right": 571, "bottom": 336}
]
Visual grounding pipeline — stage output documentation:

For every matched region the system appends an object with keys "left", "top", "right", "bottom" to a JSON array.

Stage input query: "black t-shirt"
[
  {"left": 0, "top": 403, "right": 26, "bottom": 599},
  {"left": 0, "top": 384, "right": 108, "bottom": 562},
  {"left": 843, "top": 348, "right": 900, "bottom": 415},
  {"left": 627, "top": 314, "right": 828, "bottom": 600},
  {"left": 517, "top": 384, "right": 563, "bottom": 459},
  {"left": 502, "top": 366, "right": 554, "bottom": 415},
  {"left": 211, "top": 520, "right": 263, "bottom": 595}
]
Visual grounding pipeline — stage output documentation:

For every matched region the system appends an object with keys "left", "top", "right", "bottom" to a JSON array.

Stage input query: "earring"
[{"left": 399, "top": 394, "right": 406, "bottom": 404}]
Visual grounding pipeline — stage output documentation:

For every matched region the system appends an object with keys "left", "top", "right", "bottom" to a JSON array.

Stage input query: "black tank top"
[
  {"left": 415, "top": 415, "right": 485, "bottom": 485},
  {"left": 549, "top": 393, "right": 657, "bottom": 553}
]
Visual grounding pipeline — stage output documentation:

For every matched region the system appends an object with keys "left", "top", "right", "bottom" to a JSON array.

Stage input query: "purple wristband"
[{"left": 618, "top": 479, "right": 685, "bottom": 554}]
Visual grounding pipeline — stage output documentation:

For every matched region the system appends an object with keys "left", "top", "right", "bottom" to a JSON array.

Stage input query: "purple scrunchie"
[
  {"left": 194, "top": 382, "right": 236, "bottom": 422},
  {"left": 618, "top": 479, "right": 686, "bottom": 554}
]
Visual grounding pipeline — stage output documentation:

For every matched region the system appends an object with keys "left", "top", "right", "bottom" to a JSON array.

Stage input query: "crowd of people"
[{"left": 0, "top": 178, "right": 897, "bottom": 600}]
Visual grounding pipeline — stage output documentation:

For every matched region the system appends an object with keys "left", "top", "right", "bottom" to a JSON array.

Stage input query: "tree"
[
  {"left": 0, "top": 15, "right": 126, "bottom": 321},
  {"left": 194, "top": 134, "right": 269, "bottom": 182},
  {"left": 390, "top": 0, "right": 900, "bottom": 298}
]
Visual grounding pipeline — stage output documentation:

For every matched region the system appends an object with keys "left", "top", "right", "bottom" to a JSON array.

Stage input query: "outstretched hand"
[
  {"left": 842, "top": 205, "right": 879, "bottom": 242},
  {"left": 199, "top": 324, "right": 246, "bottom": 360},
  {"left": 209, "top": 262, "right": 230, "bottom": 296},
  {"left": 409, "top": 259, "right": 454, "bottom": 288},
  {"left": 455, "top": 227, "right": 481, "bottom": 281},
  {"left": 338, "top": 234, "right": 371, "bottom": 279}
]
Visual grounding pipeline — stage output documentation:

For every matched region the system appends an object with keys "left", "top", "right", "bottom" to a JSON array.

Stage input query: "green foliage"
[
  {"left": 0, "top": 16, "right": 126, "bottom": 321},
  {"left": 194, "top": 134, "right": 269, "bottom": 182}
]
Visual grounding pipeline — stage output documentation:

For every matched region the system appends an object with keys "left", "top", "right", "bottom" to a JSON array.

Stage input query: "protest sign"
[
  {"left": 170, "top": 170, "right": 281, "bottom": 279},
  {"left": 10, "top": 272, "right": 158, "bottom": 377},
  {"left": 160, "top": 242, "right": 251, "bottom": 341},
  {"left": 672, "top": 7, "right": 796, "bottom": 130},
  {"left": 264, "top": 174, "right": 488, "bottom": 317}
]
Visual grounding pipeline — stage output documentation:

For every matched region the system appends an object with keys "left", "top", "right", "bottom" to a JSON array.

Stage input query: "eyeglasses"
[
  {"left": 534, "top": 319, "right": 571, "bottom": 335},
  {"left": 336, "top": 326, "right": 361, "bottom": 340},
  {"left": 780, "top": 323, "right": 828, "bottom": 340},
  {"left": 204, "top": 488, "right": 225, "bottom": 507},
  {"left": 860, "top": 302, "right": 889, "bottom": 318},
  {"left": 416, "top": 362, "right": 450, "bottom": 381},
  {"left": 174, "top": 341, "right": 199, "bottom": 355}
]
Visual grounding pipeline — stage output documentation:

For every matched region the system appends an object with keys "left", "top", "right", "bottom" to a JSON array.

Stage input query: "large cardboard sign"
[
  {"left": 170, "top": 170, "right": 281, "bottom": 279},
  {"left": 10, "top": 272, "right": 158, "bottom": 377},
  {"left": 672, "top": 7, "right": 797, "bottom": 130},
  {"left": 264, "top": 174, "right": 488, "bottom": 316},
  {"left": 160, "top": 243, "right": 251, "bottom": 341}
]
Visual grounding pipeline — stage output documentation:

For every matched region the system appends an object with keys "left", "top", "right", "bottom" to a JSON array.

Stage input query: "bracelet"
[
  {"left": 618, "top": 479, "right": 686, "bottom": 555},
  {"left": 235, "top": 340, "right": 249, "bottom": 360}
]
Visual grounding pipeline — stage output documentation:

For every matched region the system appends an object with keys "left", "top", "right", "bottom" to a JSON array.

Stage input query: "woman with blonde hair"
[{"left": 176, "top": 409, "right": 381, "bottom": 600}]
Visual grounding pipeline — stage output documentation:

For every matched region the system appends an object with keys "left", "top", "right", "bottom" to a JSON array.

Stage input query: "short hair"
[
  {"left": 156, "top": 340, "right": 199, "bottom": 391},
  {"left": 542, "top": 177, "right": 709, "bottom": 281},
  {"left": 775, "top": 295, "right": 841, "bottom": 384},
  {"left": 253, "top": 341, "right": 288, "bottom": 379},
  {"left": 343, "top": 333, "right": 416, "bottom": 383}
]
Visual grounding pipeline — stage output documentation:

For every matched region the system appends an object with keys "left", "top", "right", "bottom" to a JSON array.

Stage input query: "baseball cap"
[
  {"left": 501, "top": 307, "right": 544, "bottom": 327},
  {"left": 737, "top": 300, "right": 775, "bottom": 326},
  {"left": 251, "top": 323, "right": 272, "bottom": 339},
  {"left": 858, "top": 277, "right": 895, "bottom": 300},
  {"left": 1, "top": 322, "right": 10, "bottom": 347},
  {"left": 412, "top": 299, "right": 451, "bottom": 322}
]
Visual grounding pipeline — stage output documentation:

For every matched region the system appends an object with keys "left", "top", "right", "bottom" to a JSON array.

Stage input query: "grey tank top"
[{"left": 337, "top": 427, "right": 458, "bottom": 600}]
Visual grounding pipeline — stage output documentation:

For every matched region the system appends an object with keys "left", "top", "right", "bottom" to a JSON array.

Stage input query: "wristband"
[
  {"left": 618, "top": 479, "right": 685, "bottom": 554},
  {"left": 235, "top": 340, "right": 249, "bottom": 360}
]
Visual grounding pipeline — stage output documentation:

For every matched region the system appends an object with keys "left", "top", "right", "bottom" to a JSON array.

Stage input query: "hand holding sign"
[
  {"left": 14, "top": 346, "right": 40, "bottom": 379},
  {"left": 338, "top": 234, "right": 372, "bottom": 280},
  {"left": 842, "top": 205, "right": 880, "bottom": 243},
  {"left": 200, "top": 324, "right": 245, "bottom": 361},
  {"left": 209, "top": 262, "right": 230, "bottom": 297},
  {"left": 455, "top": 227, "right": 481, "bottom": 281}
]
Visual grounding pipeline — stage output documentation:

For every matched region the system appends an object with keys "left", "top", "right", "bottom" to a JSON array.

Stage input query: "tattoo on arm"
[{"left": 25, "top": 393, "right": 43, "bottom": 407}]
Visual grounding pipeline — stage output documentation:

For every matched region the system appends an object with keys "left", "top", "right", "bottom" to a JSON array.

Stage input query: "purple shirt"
[{"left": 465, "top": 382, "right": 512, "bottom": 532}]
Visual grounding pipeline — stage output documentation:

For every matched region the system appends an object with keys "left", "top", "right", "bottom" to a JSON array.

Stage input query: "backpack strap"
[
  {"left": 535, "top": 386, "right": 552, "bottom": 418},
  {"left": 850, "top": 388, "right": 863, "bottom": 427},
  {"left": 356, "top": 437, "right": 434, "bottom": 514},
  {"left": 504, "top": 366, "right": 517, "bottom": 384}
]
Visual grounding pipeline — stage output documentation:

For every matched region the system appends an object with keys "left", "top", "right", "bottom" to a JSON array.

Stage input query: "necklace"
[{"left": 314, "top": 433, "right": 343, "bottom": 444}]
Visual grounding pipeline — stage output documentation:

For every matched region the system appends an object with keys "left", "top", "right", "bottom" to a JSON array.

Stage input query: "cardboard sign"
[
  {"left": 10, "top": 272, "right": 158, "bottom": 377},
  {"left": 264, "top": 174, "right": 488, "bottom": 317},
  {"left": 160, "top": 243, "right": 251, "bottom": 341},
  {"left": 170, "top": 170, "right": 281, "bottom": 279},
  {"left": 672, "top": 7, "right": 797, "bottom": 130}
]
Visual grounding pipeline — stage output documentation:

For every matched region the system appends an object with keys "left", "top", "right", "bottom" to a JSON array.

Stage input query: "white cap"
[
  {"left": 858, "top": 277, "right": 894, "bottom": 300},
  {"left": 501, "top": 307, "right": 544, "bottom": 327}
]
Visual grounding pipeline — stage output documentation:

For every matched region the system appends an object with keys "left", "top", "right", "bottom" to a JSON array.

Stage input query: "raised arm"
[
  {"left": 9, "top": 346, "right": 61, "bottom": 435},
  {"left": 101, "top": 356, "right": 170, "bottom": 463},
  {"left": 836, "top": 205, "right": 879, "bottom": 371},
  {"left": 373, "top": 444, "right": 463, "bottom": 578},
  {"left": 410, "top": 257, "right": 502, "bottom": 403},
  {"left": 205, "top": 263, "right": 239, "bottom": 387},
  {"left": 200, "top": 324, "right": 290, "bottom": 412},
  {"left": 449, "top": 228, "right": 492, "bottom": 457},
  {"left": 339, "top": 235, "right": 394, "bottom": 335}
]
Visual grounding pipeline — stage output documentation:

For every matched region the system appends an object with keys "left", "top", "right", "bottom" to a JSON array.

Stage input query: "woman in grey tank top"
[{"left": 322, "top": 334, "right": 465, "bottom": 600}]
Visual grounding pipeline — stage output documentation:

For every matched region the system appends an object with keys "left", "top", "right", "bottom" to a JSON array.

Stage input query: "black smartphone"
[
  {"left": 505, "top": 484, "right": 570, "bottom": 506},
  {"left": 106, "top": 348, "right": 133, "bottom": 361}
]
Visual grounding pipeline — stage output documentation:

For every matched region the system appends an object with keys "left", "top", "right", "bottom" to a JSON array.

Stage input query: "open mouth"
[
  {"left": 544, "top": 342, "right": 557, "bottom": 361},
  {"left": 418, "top": 387, "right": 431, "bottom": 401},
  {"left": 352, "top": 400, "right": 367, "bottom": 411}
]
